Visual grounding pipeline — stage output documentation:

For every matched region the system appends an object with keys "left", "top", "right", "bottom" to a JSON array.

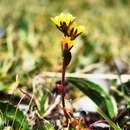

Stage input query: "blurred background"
[
  {"left": 0, "top": 1, "right": 130, "bottom": 129},
  {"left": 0, "top": 0, "right": 130, "bottom": 83}
]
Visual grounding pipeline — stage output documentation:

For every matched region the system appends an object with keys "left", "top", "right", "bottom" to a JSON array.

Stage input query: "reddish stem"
[
  {"left": 61, "top": 59, "right": 71, "bottom": 123},
  {"left": 61, "top": 59, "right": 66, "bottom": 108}
]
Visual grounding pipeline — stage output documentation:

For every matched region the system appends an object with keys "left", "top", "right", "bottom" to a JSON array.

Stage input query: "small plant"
[
  {"left": 51, "top": 13, "right": 86, "bottom": 128},
  {"left": 50, "top": 13, "right": 121, "bottom": 130},
  {"left": 51, "top": 13, "right": 84, "bottom": 109}
]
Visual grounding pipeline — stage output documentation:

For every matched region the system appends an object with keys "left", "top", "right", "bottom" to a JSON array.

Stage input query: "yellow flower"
[
  {"left": 62, "top": 37, "right": 75, "bottom": 49},
  {"left": 51, "top": 13, "right": 75, "bottom": 36},
  {"left": 68, "top": 23, "right": 85, "bottom": 40},
  {"left": 51, "top": 13, "right": 85, "bottom": 51},
  {"left": 51, "top": 13, "right": 75, "bottom": 26}
]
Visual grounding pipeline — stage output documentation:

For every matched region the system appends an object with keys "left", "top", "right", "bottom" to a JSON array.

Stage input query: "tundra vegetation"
[{"left": 0, "top": 0, "right": 130, "bottom": 130}]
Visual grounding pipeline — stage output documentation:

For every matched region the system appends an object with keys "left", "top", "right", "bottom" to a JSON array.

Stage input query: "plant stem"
[{"left": 61, "top": 59, "right": 66, "bottom": 108}]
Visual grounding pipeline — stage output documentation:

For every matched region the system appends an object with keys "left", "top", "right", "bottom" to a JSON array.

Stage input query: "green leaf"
[
  {"left": 0, "top": 82, "right": 10, "bottom": 91},
  {"left": 42, "top": 122, "right": 55, "bottom": 130},
  {"left": 97, "top": 108, "right": 121, "bottom": 130},
  {"left": 38, "top": 89, "right": 48, "bottom": 115},
  {"left": 0, "top": 80, "right": 19, "bottom": 91},
  {"left": 68, "top": 77, "right": 117, "bottom": 119},
  {"left": 0, "top": 101, "right": 29, "bottom": 130},
  {"left": 33, "top": 79, "right": 49, "bottom": 116},
  {"left": 118, "top": 80, "right": 130, "bottom": 97}
]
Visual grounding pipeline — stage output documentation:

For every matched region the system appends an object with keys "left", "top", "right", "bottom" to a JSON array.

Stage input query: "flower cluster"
[{"left": 51, "top": 13, "right": 84, "bottom": 50}]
